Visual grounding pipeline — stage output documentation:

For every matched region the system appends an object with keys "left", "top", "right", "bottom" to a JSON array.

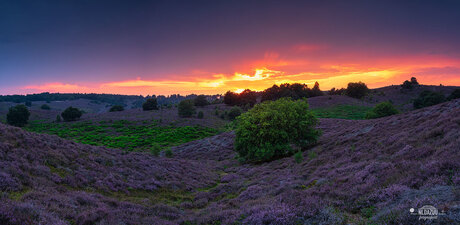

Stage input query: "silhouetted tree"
[
  {"left": 224, "top": 91, "right": 239, "bottom": 106},
  {"left": 7, "top": 104, "right": 30, "bottom": 127},
  {"left": 410, "top": 77, "right": 419, "bottom": 85},
  {"left": 311, "top": 81, "right": 323, "bottom": 96},
  {"left": 238, "top": 89, "right": 257, "bottom": 107},
  {"left": 346, "top": 82, "right": 369, "bottom": 99},
  {"left": 142, "top": 98, "right": 158, "bottom": 111},
  {"left": 178, "top": 99, "right": 196, "bottom": 117},
  {"left": 194, "top": 95, "right": 209, "bottom": 107},
  {"left": 61, "top": 107, "right": 82, "bottom": 122}
]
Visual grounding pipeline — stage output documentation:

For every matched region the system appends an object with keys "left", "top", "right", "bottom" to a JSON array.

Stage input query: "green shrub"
[
  {"left": 308, "top": 150, "right": 318, "bottom": 160},
  {"left": 194, "top": 95, "right": 209, "bottom": 107},
  {"left": 164, "top": 148, "right": 173, "bottom": 158},
  {"left": 448, "top": 89, "right": 460, "bottom": 100},
  {"left": 178, "top": 99, "right": 196, "bottom": 117},
  {"left": 142, "top": 98, "right": 159, "bottom": 111},
  {"left": 150, "top": 144, "right": 161, "bottom": 156},
  {"left": 7, "top": 104, "right": 30, "bottom": 127},
  {"left": 61, "top": 107, "right": 82, "bottom": 122},
  {"left": 294, "top": 151, "right": 303, "bottom": 163},
  {"left": 56, "top": 115, "right": 62, "bottom": 123},
  {"left": 25, "top": 101, "right": 32, "bottom": 107},
  {"left": 365, "top": 102, "right": 399, "bottom": 119},
  {"left": 40, "top": 104, "right": 51, "bottom": 110},
  {"left": 235, "top": 98, "right": 320, "bottom": 163},
  {"left": 413, "top": 91, "right": 446, "bottom": 109},
  {"left": 109, "top": 105, "right": 124, "bottom": 112},
  {"left": 346, "top": 82, "right": 369, "bottom": 99},
  {"left": 197, "top": 111, "right": 204, "bottom": 119},
  {"left": 227, "top": 106, "right": 242, "bottom": 120}
]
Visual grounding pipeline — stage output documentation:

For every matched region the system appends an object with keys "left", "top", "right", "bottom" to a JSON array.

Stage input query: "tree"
[
  {"left": 178, "top": 99, "right": 196, "bottom": 117},
  {"left": 61, "top": 107, "right": 82, "bottom": 122},
  {"left": 109, "top": 105, "right": 124, "bottom": 112},
  {"left": 401, "top": 80, "right": 413, "bottom": 89},
  {"left": 56, "top": 115, "right": 62, "bottom": 123},
  {"left": 142, "top": 98, "right": 158, "bottom": 111},
  {"left": 365, "top": 102, "right": 399, "bottom": 119},
  {"left": 235, "top": 98, "right": 320, "bottom": 163},
  {"left": 329, "top": 87, "right": 345, "bottom": 95},
  {"left": 197, "top": 111, "right": 204, "bottom": 119},
  {"left": 40, "top": 104, "right": 51, "bottom": 110},
  {"left": 413, "top": 91, "right": 446, "bottom": 109},
  {"left": 224, "top": 91, "right": 239, "bottom": 106},
  {"left": 227, "top": 106, "right": 242, "bottom": 120},
  {"left": 25, "top": 101, "right": 32, "bottom": 107},
  {"left": 346, "top": 82, "right": 369, "bottom": 99},
  {"left": 7, "top": 104, "right": 30, "bottom": 127},
  {"left": 311, "top": 81, "right": 323, "bottom": 97},
  {"left": 194, "top": 95, "right": 209, "bottom": 107},
  {"left": 238, "top": 89, "right": 257, "bottom": 107},
  {"left": 410, "top": 77, "right": 419, "bottom": 85}
]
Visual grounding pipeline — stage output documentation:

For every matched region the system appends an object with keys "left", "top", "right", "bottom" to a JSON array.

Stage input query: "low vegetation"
[
  {"left": 312, "top": 104, "right": 372, "bottom": 120},
  {"left": 25, "top": 120, "right": 218, "bottom": 151},
  {"left": 6, "top": 104, "right": 30, "bottom": 127},
  {"left": 235, "top": 98, "right": 320, "bottom": 163},
  {"left": 413, "top": 90, "right": 446, "bottom": 109},
  {"left": 365, "top": 101, "right": 399, "bottom": 119},
  {"left": 40, "top": 104, "right": 51, "bottom": 110},
  {"left": 109, "top": 105, "right": 124, "bottom": 112}
]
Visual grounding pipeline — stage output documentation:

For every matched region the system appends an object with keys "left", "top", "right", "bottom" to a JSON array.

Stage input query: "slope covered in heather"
[{"left": 1, "top": 99, "right": 460, "bottom": 224}]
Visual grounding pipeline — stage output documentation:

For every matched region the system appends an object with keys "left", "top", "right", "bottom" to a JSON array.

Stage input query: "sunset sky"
[{"left": 1, "top": 0, "right": 460, "bottom": 96}]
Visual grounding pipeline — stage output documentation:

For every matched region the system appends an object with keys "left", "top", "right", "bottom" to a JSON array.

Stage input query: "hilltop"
[{"left": 1, "top": 98, "right": 459, "bottom": 224}]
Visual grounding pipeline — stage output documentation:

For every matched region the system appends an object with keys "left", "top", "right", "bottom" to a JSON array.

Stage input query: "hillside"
[{"left": 0, "top": 99, "right": 459, "bottom": 224}]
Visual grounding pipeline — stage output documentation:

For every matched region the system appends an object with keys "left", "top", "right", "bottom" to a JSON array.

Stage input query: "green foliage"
[
  {"left": 194, "top": 95, "right": 209, "bottom": 106},
  {"left": 26, "top": 120, "right": 218, "bottom": 152},
  {"left": 223, "top": 91, "right": 239, "bottom": 106},
  {"left": 294, "top": 151, "right": 303, "bottom": 163},
  {"left": 178, "top": 99, "right": 196, "bottom": 118},
  {"left": 308, "top": 150, "right": 317, "bottom": 160},
  {"left": 448, "top": 89, "right": 460, "bottom": 100},
  {"left": 365, "top": 102, "right": 399, "bottom": 119},
  {"left": 197, "top": 111, "right": 204, "bottom": 119},
  {"left": 311, "top": 105, "right": 372, "bottom": 120},
  {"left": 164, "top": 148, "right": 173, "bottom": 158},
  {"left": 25, "top": 101, "right": 32, "bottom": 107},
  {"left": 413, "top": 90, "right": 446, "bottom": 109},
  {"left": 6, "top": 104, "right": 30, "bottom": 127},
  {"left": 401, "top": 80, "right": 413, "bottom": 89},
  {"left": 61, "top": 107, "right": 82, "bottom": 122},
  {"left": 109, "top": 105, "right": 125, "bottom": 112},
  {"left": 40, "top": 104, "right": 51, "bottom": 110},
  {"left": 142, "top": 98, "right": 159, "bottom": 111},
  {"left": 227, "top": 106, "right": 242, "bottom": 121},
  {"left": 361, "top": 206, "right": 376, "bottom": 219},
  {"left": 346, "top": 82, "right": 369, "bottom": 99},
  {"left": 235, "top": 98, "right": 320, "bottom": 163}
]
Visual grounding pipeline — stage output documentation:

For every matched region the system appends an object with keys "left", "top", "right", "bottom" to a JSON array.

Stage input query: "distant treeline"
[{"left": 0, "top": 92, "right": 222, "bottom": 108}]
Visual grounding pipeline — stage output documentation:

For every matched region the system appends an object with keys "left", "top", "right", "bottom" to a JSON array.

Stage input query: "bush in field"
[
  {"left": 448, "top": 89, "right": 460, "bottom": 100},
  {"left": 61, "top": 107, "right": 82, "bottom": 122},
  {"left": 178, "top": 99, "right": 196, "bottom": 117},
  {"left": 413, "top": 91, "right": 446, "bottom": 109},
  {"left": 235, "top": 98, "right": 320, "bottom": 163},
  {"left": 164, "top": 148, "right": 173, "bottom": 158},
  {"left": 40, "top": 104, "right": 51, "bottom": 110},
  {"left": 346, "top": 82, "right": 369, "bottom": 99},
  {"left": 7, "top": 104, "right": 30, "bottom": 127},
  {"left": 294, "top": 151, "right": 303, "bottom": 163},
  {"left": 197, "top": 111, "right": 204, "bottom": 119},
  {"left": 56, "top": 115, "right": 62, "bottom": 123},
  {"left": 142, "top": 98, "right": 158, "bottom": 111},
  {"left": 194, "top": 95, "right": 209, "bottom": 107},
  {"left": 365, "top": 102, "right": 399, "bottom": 119},
  {"left": 109, "top": 105, "right": 124, "bottom": 112},
  {"left": 227, "top": 106, "right": 242, "bottom": 120},
  {"left": 224, "top": 91, "right": 239, "bottom": 106},
  {"left": 25, "top": 101, "right": 32, "bottom": 107}
]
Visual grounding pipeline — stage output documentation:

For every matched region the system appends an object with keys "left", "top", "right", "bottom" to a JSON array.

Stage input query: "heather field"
[{"left": 0, "top": 98, "right": 459, "bottom": 224}]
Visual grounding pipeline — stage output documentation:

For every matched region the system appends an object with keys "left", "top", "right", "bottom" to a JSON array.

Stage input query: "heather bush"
[
  {"left": 142, "top": 98, "right": 159, "bottom": 111},
  {"left": 178, "top": 99, "right": 196, "bottom": 117},
  {"left": 365, "top": 102, "right": 399, "bottom": 119},
  {"left": 346, "top": 82, "right": 369, "bottom": 99},
  {"left": 40, "top": 104, "right": 51, "bottom": 110},
  {"left": 227, "top": 106, "right": 242, "bottom": 121},
  {"left": 194, "top": 95, "right": 209, "bottom": 107},
  {"left": 413, "top": 90, "right": 446, "bottom": 109},
  {"left": 61, "top": 107, "right": 82, "bottom": 122},
  {"left": 197, "top": 111, "right": 204, "bottom": 119},
  {"left": 235, "top": 98, "right": 320, "bottom": 163},
  {"left": 109, "top": 105, "right": 124, "bottom": 112},
  {"left": 6, "top": 104, "right": 30, "bottom": 127}
]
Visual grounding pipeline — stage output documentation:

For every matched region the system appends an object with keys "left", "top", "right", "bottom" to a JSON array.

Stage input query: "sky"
[{"left": 1, "top": 0, "right": 460, "bottom": 96}]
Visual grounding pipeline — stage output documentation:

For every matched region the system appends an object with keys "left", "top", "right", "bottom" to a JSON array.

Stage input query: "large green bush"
[
  {"left": 413, "top": 91, "right": 446, "bottom": 109},
  {"left": 7, "top": 104, "right": 30, "bottom": 127},
  {"left": 346, "top": 82, "right": 369, "bottom": 99},
  {"left": 61, "top": 107, "right": 82, "bottom": 122},
  {"left": 365, "top": 102, "right": 399, "bottom": 119},
  {"left": 235, "top": 98, "right": 320, "bottom": 163},
  {"left": 178, "top": 99, "right": 196, "bottom": 117},
  {"left": 227, "top": 106, "right": 242, "bottom": 120},
  {"left": 142, "top": 98, "right": 158, "bottom": 111},
  {"left": 194, "top": 95, "right": 209, "bottom": 107}
]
